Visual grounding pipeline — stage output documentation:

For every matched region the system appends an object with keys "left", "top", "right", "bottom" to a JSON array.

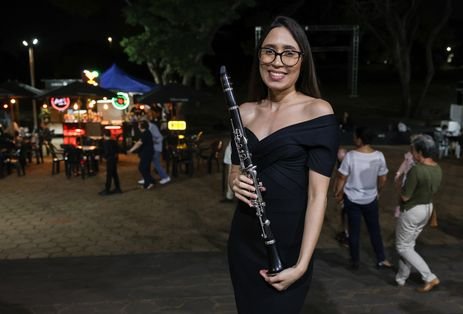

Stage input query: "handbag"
[{"left": 429, "top": 209, "right": 438, "bottom": 228}]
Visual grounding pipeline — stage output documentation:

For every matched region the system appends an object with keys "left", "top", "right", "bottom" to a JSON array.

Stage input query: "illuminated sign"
[
  {"left": 168, "top": 120, "right": 187, "bottom": 131},
  {"left": 51, "top": 97, "right": 71, "bottom": 111},
  {"left": 111, "top": 92, "right": 130, "bottom": 110},
  {"left": 82, "top": 70, "right": 99, "bottom": 86}
]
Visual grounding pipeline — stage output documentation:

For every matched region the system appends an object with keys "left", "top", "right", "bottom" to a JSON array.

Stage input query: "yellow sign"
[
  {"left": 83, "top": 70, "right": 99, "bottom": 86},
  {"left": 168, "top": 120, "right": 187, "bottom": 131}
]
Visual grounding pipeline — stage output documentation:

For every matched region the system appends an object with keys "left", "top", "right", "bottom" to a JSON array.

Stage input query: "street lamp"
[{"left": 22, "top": 38, "right": 39, "bottom": 130}]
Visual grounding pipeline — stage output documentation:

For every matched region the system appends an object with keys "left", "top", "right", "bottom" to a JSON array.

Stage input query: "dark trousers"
[
  {"left": 344, "top": 196, "right": 386, "bottom": 264},
  {"left": 139, "top": 154, "right": 154, "bottom": 188},
  {"left": 105, "top": 159, "right": 120, "bottom": 191}
]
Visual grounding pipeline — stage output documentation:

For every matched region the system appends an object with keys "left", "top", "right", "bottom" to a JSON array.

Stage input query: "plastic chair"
[
  {"left": 198, "top": 139, "right": 223, "bottom": 174},
  {"left": 47, "top": 143, "right": 67, "bottom": 175},
  {"left": 433, "top": 129, "right": 449, "bottom": 159},
  {"left": 170, "top": 146, "right": 195, "bottom": 177}
]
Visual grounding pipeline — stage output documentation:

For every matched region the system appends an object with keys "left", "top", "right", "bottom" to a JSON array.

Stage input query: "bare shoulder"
[
  {"left": 239, "top": 101, "right": 258, "bottom": 125},
  {"left": 305, "top": 98, "right": 334, "bottom": 118}
]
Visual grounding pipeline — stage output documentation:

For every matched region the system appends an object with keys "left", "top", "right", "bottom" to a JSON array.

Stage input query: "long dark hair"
[{"left": 248, "top": 16, "right": 320, "bottom": 101}]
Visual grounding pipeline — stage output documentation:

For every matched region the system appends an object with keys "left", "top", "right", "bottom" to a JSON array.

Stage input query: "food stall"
[{"left": 39, "top": 80, "right": 119, "bottom": 146}]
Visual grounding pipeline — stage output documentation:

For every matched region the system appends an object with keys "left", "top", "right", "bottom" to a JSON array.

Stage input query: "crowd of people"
[
  {"left": 100, "top": 109, "right": 171, "bottom": 194},
  {"left": 332, "top": 129, "right": 442, "bottom": 293},
  {"left": 0, "top": 121, "right": 51, "bottom": 177},
  {"left": 1, "top": 14, "right": 448, "bottom": 314}
]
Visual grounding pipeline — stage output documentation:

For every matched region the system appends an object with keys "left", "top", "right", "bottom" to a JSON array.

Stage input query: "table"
[{"left": 76, "top": 145, "right": 100, "bottom": 177}]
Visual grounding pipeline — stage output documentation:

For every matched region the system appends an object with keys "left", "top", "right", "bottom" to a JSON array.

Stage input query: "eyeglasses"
[{"left": 258, "top": 47, "right": 303, "bottom": 67}]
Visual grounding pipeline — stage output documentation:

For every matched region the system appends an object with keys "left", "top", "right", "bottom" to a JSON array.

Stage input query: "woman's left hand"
[{"left": 259, "top": 266, "right": 303, "bottom": 291}]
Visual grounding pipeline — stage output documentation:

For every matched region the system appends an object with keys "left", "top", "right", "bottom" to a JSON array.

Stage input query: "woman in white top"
[{"left": 335, "top": 126, "right": 392, "bottom": 269}]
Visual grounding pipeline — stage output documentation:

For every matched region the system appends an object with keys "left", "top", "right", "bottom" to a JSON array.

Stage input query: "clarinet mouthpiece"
[{"left": 220, "top": 65, "right": 226, "bottom": 76}]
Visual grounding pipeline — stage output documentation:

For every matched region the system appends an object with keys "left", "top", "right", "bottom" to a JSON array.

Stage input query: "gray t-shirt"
[
  {"left": 338, "top": 150, "right": 389, "bottom": 204},
  {"left": 148, "top": 122, "right": 163, "bottom": 153}
]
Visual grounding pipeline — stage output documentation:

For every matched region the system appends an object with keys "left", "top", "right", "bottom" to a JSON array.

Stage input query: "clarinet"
[{"left": 219, "top": 65, "right": 284, "bottom": 275}]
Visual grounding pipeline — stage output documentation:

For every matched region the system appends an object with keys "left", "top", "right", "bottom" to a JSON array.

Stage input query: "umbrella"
[
  {"left": 38, "top": 81, "right": 116, "bottom": 99},
  {"left": 137, "top": 83, "right": 203, "bottom": 104},
  {"left": 0, "top": 81, "right": 42, "bottom": 98},
  {"left": 0, "top": 81, "right": 43, "bottom": 129},
  {"left": 0, "top": 87, "right": 14, "bottom": 98}
]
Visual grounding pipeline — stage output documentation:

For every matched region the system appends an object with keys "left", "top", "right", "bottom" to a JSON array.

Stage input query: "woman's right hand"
[{"left": 231, "top": 174, "right": 258, "bottom": 207}]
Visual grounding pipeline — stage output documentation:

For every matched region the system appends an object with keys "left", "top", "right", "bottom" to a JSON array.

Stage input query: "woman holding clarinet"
[{"left": 225, "top": 16, "right": 339, "bottom": 314}]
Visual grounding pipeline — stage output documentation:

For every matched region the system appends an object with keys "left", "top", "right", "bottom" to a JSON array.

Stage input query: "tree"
[
  {"left": 347, "top": 0, "right": 452, "bottom": 118},
  {"left": 121, "top": 0, "right": 255, "bottom": 87}
]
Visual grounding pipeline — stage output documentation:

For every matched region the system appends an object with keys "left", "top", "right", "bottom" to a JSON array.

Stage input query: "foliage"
[
  {"left": 346, "top": 0, "right": 453, "bottom": 118},
  {"left": 121, "top": 0, "right": 255, "bottom": 87},
  {"left": 38, "top": 108, "right": 51, "bottom": 121}
]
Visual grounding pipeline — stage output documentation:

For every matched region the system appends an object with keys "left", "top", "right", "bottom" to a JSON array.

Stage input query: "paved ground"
[{"left": 0, "top": 144, "right": 462, "bottom": 313}]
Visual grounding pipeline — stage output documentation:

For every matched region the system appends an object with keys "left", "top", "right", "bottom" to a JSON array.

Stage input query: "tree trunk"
[
  {"left": 162, "top": 64, "right": 173, "bottom": 85},
  {"left": 391, "top": 35, "right": 413, "bottom": 117},
  {"left": 147, "top": 61, "right": 161, "bottom": 85},
  {"left": 412, "top": 0, "right": 452, "bottom": 117}
]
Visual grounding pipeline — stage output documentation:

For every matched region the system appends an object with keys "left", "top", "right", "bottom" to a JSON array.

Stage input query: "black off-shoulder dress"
[{"left": 228, "top": 114, "right": 339, "bottom": 314}]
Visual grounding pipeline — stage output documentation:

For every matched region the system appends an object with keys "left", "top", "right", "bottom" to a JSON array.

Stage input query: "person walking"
[
  {"left": 128, "top": 120, "right": 155, "bottom": 190},
  {"left": 335, "top": 126, "right": 392, "bottom": 270},
  {"left": 149, "top": 118, "right": 170, "bottom": 185},
  {"left": 395, "top": 134, "right": 442, "bottom": 292},
  {"left": 228, "top": 16, "right": 339, "bottom": 314},
  {"left": 99, "top": 129, "right": 121, "bottom": 195},
  {"left": 137, "top": 113, "right": 171, "bottom": 186}
]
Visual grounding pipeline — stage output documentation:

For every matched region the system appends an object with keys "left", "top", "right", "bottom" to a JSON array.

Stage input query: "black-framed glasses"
[{"left": 258, "top": 47, "right": 303, "bottom": 67}]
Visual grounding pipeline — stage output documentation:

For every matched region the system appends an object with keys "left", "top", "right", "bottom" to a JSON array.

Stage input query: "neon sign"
[
  {"left": 111, "top": 92, "right": 130, "bottom": 110},
  {"left": 51, "top": 97, "right": 71, "bottom": 111},
  {"left": 82, "top": 70, "right": 99, "bottom": 86}
]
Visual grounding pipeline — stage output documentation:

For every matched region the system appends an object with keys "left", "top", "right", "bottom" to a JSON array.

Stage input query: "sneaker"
[
  {"left": 377, "top": 260, "right": 393, "bottom": 269},
  {"left": 395, "top": 279, "right": 406, "bottom": 287},
  {"left": 335, "top": 232, "right": 349, "bottom": 248},
  {"left": 111, "top": 188, "right": 122, "bottom": 194},
  {"left": 138, "top": 179, "right": 145, "bottom": 185},
  {"left": 340, "top": 236, "right": 349, "bottom": 248},
  {"left": 144, "top": 183, "right": 155, "bottom": 190},
  {"left": 159, "top": 177, "right": 171, "bottom": 185}
]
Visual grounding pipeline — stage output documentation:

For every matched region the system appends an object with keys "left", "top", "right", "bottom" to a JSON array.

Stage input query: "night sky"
[
  {"left": 1, "top": 0, "right": 463, "bottom": 89},
  {"left": 0, "top": 0, "right": 140, "bottom": 86}
]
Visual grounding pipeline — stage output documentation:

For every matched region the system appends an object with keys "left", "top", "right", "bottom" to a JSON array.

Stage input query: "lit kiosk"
[
  {"left": 98, "top": 91, "right": 130, "bottom": 142},
  {"left": 39, "top": 72, "right": 116, "bottom": 146}
]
